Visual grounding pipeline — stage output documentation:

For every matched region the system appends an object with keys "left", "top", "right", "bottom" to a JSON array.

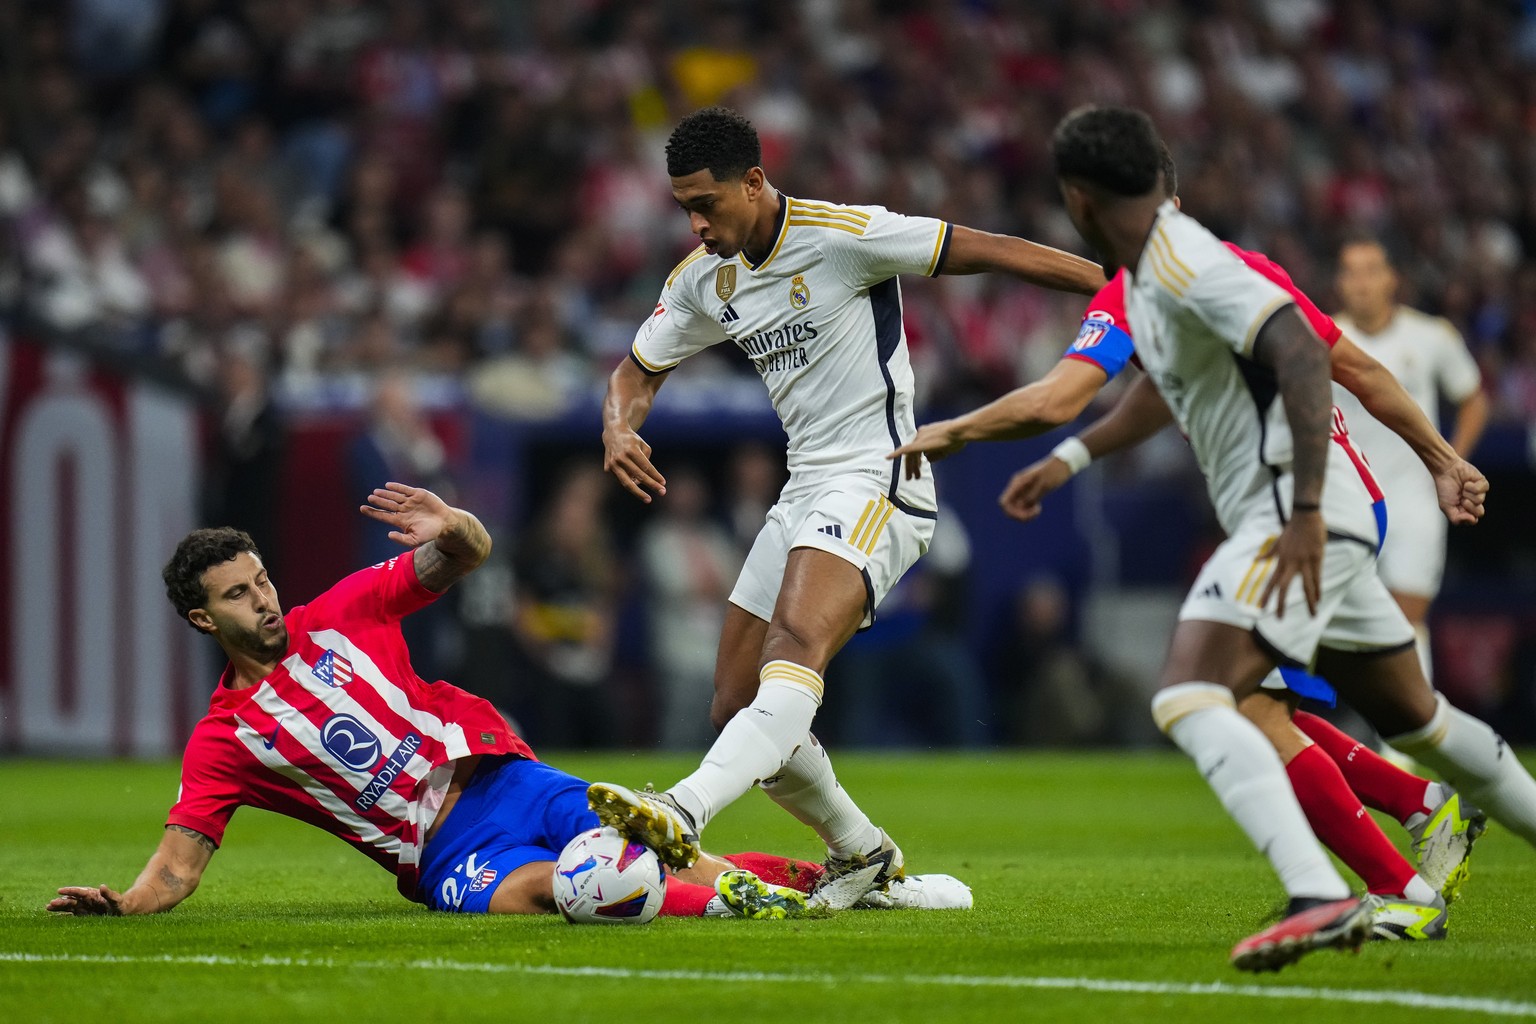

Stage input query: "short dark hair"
[
  {"left": 163, "top": 527, "right": 261, "bottom": 627},
  {"left": 1159, "top": 143, "right": 1178, "bottom": 198},
  {"left": 665, "top": 106, "right": 762, "bottom": 180},
  {"left": 1338, "top": 231, "right": 1394, "bottom": 266},
  {"left": 1052, "top": 106, "right": 1165, "bottom": 198}
]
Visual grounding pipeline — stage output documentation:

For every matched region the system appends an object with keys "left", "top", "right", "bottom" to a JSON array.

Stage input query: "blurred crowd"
[
  {"left": 6, "top": 0, "right": 1536, "bottom": 747},
  {"left": 4, "top": 0, "right": 1536, "bottom": 420}
]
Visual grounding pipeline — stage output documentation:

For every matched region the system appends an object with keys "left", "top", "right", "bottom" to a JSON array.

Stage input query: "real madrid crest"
[
  {"left": 715, "top": 265, "right": 737, "bottom": 302},
  {"left": 789, "top": 275, "right": 811, "bottom": 309}
]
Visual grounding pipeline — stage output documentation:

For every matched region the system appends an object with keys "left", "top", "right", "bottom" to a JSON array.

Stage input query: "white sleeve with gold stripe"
[
  {"left": 794, "top": 200, "right": 953, "bottom": 289},
  {"left": 629, "top": 247, "right": 729, "bottom": 376},
  {"left": 1151, "top": 211, "right": 1297, "bottom": 357}
]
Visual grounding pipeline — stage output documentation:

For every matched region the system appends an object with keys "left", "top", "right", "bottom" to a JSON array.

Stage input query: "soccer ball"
[{"left": 552, "top": 826, "right": 666, "bottom": 924}]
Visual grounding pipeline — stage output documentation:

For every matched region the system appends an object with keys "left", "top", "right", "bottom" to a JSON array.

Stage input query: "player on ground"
[
  {"left": 1333, "top": 238, "right": 1488, "bottom": 681},
  {"left": 47, "top": 485, "right": 969, "bottom": 921},
  {"left": 588, "top": 106, "right": 1105, "bottom": 892},
  {"left": 1031, "top": 107, "right": 1535, "bottom": 971},
  {"left": 890, "top": 158, "right": 1482, "bottom": 940}
]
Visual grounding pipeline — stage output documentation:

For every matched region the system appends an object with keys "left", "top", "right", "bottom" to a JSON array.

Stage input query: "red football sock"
[
  {"left": 1294, "top": 711, "right": 1432, "bottom": 823},
  {"left": 722, "top": 852, "right": 825, "bottom": 893},
  {"left": 1287, "top": 743, "right": 1417, "bottom": 896},
  {"left": 659, "top": 878, "right": 718, "bottom": 917}
]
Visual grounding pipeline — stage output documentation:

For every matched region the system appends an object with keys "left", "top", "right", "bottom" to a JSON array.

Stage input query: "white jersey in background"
[
  {"left": 631, "top": 194, "right": 948, "bottom": 515},
  {"left": 1330, "top": 308, "right": 1481, "bottom": 597}
]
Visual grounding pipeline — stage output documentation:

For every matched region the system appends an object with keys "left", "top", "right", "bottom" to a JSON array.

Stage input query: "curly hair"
[
  {"left": 665, "top": 106, "right": 761, "bottom": 180},
  {"left": 163, "top": 527, "right": 260, "bottom": 628},
  {"left": 1052, "top": 105, "right": 1164, "bottom": 198}
]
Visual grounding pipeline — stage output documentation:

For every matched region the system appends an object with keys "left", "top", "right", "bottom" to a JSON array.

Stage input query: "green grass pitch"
[{"left": 4, "top": 751, "right": 1534, "bottom": 1023}]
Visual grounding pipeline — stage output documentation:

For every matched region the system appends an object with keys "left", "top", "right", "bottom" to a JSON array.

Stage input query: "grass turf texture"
[{"left": 4, "top": 751, "right": 1534, "bottom": 1023}]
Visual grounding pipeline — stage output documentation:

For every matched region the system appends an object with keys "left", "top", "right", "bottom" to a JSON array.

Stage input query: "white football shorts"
[
  {"left": 1374, "top": 496, "right": 1448, "bottom": 599},
  {"left": 1179, "top": 519, "right": 1415, "bottom": 666},
  {"left": 729, "top": 476, "right": 935, "bottom": 629}
]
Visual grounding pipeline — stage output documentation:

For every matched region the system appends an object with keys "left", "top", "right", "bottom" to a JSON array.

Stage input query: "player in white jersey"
[
  {"left": 1049, "top": 106, "right": 1536, "bottom": 972},
  {"left": 589, "top": 107, "right": 1104, "bottom": 891},
  {"left": 1333, "top": 238, "right": 1488, "bottom": 678}
]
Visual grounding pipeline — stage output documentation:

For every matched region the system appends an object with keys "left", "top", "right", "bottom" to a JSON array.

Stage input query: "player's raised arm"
[
  {"left": 890, "top": 359, "right": 1111, "bottom": 479},
  {"left": 602, "top": 357, "right": 669, "bottom": 504},
  {"left": 360, "top": 482, "right": 492, "bottom": 593},
  {"left": 48, "top": 825, "right": 216, "bottom": 916},
  {"left": 1329, "top": 336, "right": 1487, "bottom": 525},
  {"left": 941, "top": 226, "right": 1105, "bottom": 295}
]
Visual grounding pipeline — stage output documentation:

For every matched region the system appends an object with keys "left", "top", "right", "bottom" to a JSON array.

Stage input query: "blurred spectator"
[
  {"left": 994, "top": 575, "right": 1136, "bottom": 747},
  {"left": 723, "top": 443, "right": 785, "bottom": 552},
  {"left": 511, "top": 463, "right": 621, "bottom": 748},
  {"left": 348, "top": 371, "right": 455, "bottom": 679},
  {"left": 203, "top": 337, "right": 284, "bottom": 581},
  {"left": 635, "top": 467, "right": 742, "bottom": 749}
]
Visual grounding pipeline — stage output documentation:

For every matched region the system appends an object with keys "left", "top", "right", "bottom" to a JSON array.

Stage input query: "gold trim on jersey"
[
  {"left": 1234, "top": 536, "right": 1279, "bottom": 606},
  {"left": 1146, "top": 235, "right": 1192, "bottom": 297},
  {"left": 1153, "top": 226, "right": 1197, "bottom": 282},
  {"left": 791, "top": 199, "right": 871, "bottom": 224},
  {"left": 1242, "top": 295, "right": 1296, "bottom": 355},
  {"left": 666, "top": 244, "right": 709, "bottom": 289},
  {"left": 787, "top": 217, "right": 865, "bottom": 235},
  {"left": 741, "top": 193, "right": 793, "bottom": 272},
  {"left": 630, "top": 345, "right": 678, "bottom": 374},
  {"left": 925, "top": 222, "right": 950, "bottom": 276}
]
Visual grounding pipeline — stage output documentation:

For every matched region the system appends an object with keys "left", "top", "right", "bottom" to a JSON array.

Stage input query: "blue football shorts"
[{"left": 417, "top": 756, "right": 598, "bottom": 913}]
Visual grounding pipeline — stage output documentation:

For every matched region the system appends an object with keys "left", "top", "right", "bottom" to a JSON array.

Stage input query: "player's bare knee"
[
  {"left": 1151, "top": 681, "right": 1236, "bottom": 735},
  {"left": 759, "top": 619, "right": 832, "bottom": 673},
  {"left": 487, "top": 863, "right": 559, "bottom": 915}
]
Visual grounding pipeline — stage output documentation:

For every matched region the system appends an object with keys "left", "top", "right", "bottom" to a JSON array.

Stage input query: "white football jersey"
[
  {"left": 632, "top": 193, "right": 949, "bottom": 512},
  {"left": 1330, "top": 306, "right": 1480, "bottom": 510},
  {"left": 1125, "top": 202, "right": 1379, "bottom": 544}
]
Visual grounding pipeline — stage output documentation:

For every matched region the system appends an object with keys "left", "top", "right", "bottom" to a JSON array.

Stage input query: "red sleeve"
[
  {"left": 1227, "top": 243, "right": 1343, "bottom": 347},
  {"left": 165, "top": 725, "right": 242, "bottom": 846},
  {"left": 1081, "top": 270, "right": 1129, "bottom": 327},
  {"left": 298, "top": 551, "right": 441, "bottom": 627}
]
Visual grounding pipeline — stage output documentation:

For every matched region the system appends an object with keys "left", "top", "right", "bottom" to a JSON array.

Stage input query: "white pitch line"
[{"left": 4, "top": 952, "right": 1535, "bottom": 1018}]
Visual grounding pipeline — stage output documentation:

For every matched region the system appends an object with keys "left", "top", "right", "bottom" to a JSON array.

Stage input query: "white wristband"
[{"left": 1051, "top": 436, "right": 1092, "bottom": 476}]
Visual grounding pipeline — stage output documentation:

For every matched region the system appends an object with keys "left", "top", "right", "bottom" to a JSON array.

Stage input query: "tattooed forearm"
[
  {"left": 167, "top": 824, "right": 218, "bottom": 853},
  {"left": 1255, "top": 308, "right": 1333, "bottom": 507},
  {"left": 414, "top": 509, "right": 493, "bottom": 593}
]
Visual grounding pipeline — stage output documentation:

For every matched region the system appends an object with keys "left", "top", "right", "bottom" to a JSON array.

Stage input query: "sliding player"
[{"left": 48, "top": 485, "right": 970, "bottom": 922}]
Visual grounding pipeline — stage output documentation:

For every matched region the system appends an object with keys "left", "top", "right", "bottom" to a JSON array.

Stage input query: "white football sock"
[
  {"left": 759, "top": 733, "right": 881, "bottom": 857},
  {"left": 1402, "top": 874, "right": 1438, "bottom": 904},
  {"left": 669, "top": 661, "right": 823, "bottom": 832},
  {"left": 1388, "top": 694, "right": 1536, "bottom": 847},
  {"left": 1153, "top": 682, "right": 1350, "bottom": 901}
]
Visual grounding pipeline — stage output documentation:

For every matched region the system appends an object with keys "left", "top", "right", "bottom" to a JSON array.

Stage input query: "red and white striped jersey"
[{"left": 167, "top": 552, "right": 535, "bottom": 901}]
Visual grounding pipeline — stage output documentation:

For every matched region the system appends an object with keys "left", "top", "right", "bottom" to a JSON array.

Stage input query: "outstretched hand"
[
  {"left": 888, "top": 420, "right": 966, "bottom": 480},
  {"left": 359, "top": 482, "right": 456, "bottom": 548},
  {"left": 48, "top": 884, "right": 123, "bottom": 916},
  {"left": 1434, "top": 458, "right": 1489, "bottom": 526},
  {"left": 999, "top": 456, "right": 1074, "bottom": 523}
]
